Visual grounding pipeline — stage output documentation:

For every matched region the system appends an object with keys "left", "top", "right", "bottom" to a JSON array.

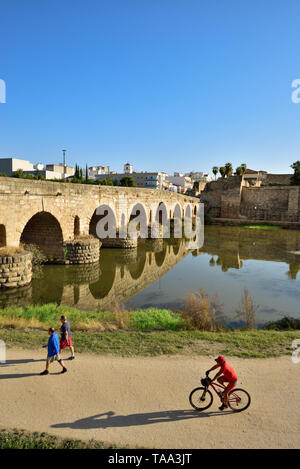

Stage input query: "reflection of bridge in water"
[
  {"left": 0, "top": 239, "right": 190, "bottom": 310},
  {"left": 193, "top": 226, "right": 300, "bottom": 279}
]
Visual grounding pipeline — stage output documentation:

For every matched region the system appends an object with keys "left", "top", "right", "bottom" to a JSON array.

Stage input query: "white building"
[
  {"left": 0, "top": 157, "right": 74, "bottom": 180},
  {"left": 166, "top": 174, "right": 193, "bottom": 193},
  {"left": 0, "top": 157, "right": 34, "bottom": 176},
  {"left": 124, "top": 163, "right": 133, "bottom": 174}
]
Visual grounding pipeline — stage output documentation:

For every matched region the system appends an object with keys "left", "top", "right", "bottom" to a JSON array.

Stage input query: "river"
[{"left": 1, "top": 226, "right": 300, "bottom": 327}]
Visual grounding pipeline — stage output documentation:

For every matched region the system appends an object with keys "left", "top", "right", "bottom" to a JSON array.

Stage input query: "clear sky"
[{"left": 1, "top": 0, "right": 300, "bottom": 175}]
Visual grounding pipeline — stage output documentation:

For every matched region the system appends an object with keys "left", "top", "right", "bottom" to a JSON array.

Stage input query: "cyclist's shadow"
[{"left": 52, "top": 408, "right": 234, "bottom": 430}]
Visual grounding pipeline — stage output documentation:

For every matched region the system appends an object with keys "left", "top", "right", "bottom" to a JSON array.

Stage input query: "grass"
[
  {"left": 0, "top": 327, "right": 299, "bottom": 358},
  {"left": 0, "top": 428, "right": 120, "bottom": 449},
  {"left": 240, "top": 224, "right": 281, "bottom": 230},
  {"left": 0, "top": 304, "right": 184, "bottom": 332},
  {"left": 0, "top": 246, "right": 26, "bottom": 256}
]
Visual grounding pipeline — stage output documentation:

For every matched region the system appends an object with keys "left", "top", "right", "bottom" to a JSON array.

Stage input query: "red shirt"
[{"left": 220, "top": 362, "right": 238, "bottom": 382}]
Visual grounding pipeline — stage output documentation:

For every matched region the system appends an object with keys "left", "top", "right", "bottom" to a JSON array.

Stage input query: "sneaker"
[
  {"left": 61, "top": 367, "right": 67, "bottom": 374},
  {"left": 68, "top": 356, "right": 75, "bottom": 360},
  {"left": 40, "top": 370, "right": 49, "bottom": 376},
  {"left": 219, "top": 403, "right": 228, "bottom": 411}
]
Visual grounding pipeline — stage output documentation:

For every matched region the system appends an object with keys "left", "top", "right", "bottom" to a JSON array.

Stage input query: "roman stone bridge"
[
  {"left": 0, "top": 177, "right": 200, "bottom": 257},
  {"left": 0, "top": 238, "right": 190, "bottom": 310}
]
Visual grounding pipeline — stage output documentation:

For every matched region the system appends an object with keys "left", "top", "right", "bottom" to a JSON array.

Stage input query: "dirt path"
[{"left": 0, "top": 348, "right": 299, "bottom": 449}]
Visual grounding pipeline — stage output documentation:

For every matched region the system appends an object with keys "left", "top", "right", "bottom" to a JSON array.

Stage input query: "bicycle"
[{"left": 189, "top": 377, "right": 251, "bottom": 412}]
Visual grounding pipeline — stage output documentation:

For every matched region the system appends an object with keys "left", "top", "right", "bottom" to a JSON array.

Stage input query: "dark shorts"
[{"left": 60, "top": 337, "right": 73, "bottom": 350}]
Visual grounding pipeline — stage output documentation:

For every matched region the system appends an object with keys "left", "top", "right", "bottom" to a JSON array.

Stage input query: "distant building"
[
  {"left": 243, "top": 169, "right": 267, "bottom": 179},
  {"left": 0, "top": 157, "right": 74, "bottom": 179},
  {"left": 88, "top": 166, "right": 110, "bottom": 179},
  {"left": 0, "top": 157, "right": 34, "bottom": 176},
  {"left": 166, "top": 174, "right": 193, "bottom": 193},
  {"left": 185, "top": 171, "right": 212, "bottom": 182},
  {"left": 46, "top": 164, "right": 74, "bottom": 177},
  {"left": 95, "top": 171, "right": 168, "bottom": 189},
  {"left": 124, "top": 163, "right": 133, "bottom": 174}
]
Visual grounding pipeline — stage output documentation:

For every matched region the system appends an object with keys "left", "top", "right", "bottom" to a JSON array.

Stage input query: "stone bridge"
[
  {"left": 0, "top": 239, "right": 190, "bottom": 310},
  {"left": 0, "top": 177, "right": 200, "bottom": 257}
]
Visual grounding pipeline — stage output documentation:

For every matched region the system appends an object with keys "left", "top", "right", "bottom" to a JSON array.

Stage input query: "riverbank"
[{"left": 1, "top": 327, "right": 299, "bottom": 358}]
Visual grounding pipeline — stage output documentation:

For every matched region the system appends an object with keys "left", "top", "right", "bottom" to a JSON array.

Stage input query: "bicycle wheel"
[
  {"left": 227, "top": 388, "right": 251, "bottom": 412},
  {"left": 189, "top": 387, "right": 213, "bottom": 411}
]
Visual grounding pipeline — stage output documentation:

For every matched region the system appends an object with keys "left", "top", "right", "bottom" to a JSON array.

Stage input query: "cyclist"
[{"left": 206, "top": 355, "right": 238, "bottom": 411}]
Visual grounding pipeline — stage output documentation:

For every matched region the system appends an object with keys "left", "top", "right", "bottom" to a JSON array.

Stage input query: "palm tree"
[
  {"left": 225, "top": 162, "right": 233, "bottom": 178},
  {"left": 219, "top": 166, "right": 226, "bottom": 178},
  {"left": 235, "top": 166, "right": 243, "bottom": 176},
  {"left": 212, "top": 166, "right": 219, "bottom": 180},
  {"left": 240, "top": 163, "right": 247, "bottom": 175}
]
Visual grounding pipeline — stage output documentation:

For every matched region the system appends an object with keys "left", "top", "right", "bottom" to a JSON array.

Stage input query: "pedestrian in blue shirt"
[{"left": 40, "top": 328, "right": 67, "bottom": 375}]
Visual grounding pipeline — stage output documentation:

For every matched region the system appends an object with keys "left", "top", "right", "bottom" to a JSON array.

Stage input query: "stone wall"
[
  {"left": 240, "top": 186, "right": 300, "bottom": 222},
  {"left": 0, "top": 177, "right": 200, "bottom": 249},
  {"left": 201, "top": 176, "right": 300, "bottom": 222},
  {"left": 63, "top": 238, "right": 101, "bottom": 264},
  {"left": 0, "top": 251, "right": 32, "bottom": 289},
  {"left": 201, "top": 176, "right": 243, "bottom": 218},
  {"left": 262, "top": 174, "right": 292, "bottom": 186}
]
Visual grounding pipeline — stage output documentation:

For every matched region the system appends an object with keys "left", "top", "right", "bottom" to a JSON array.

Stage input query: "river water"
[{"left": 1, "top": 226, "right": 300, "bottom": 327}]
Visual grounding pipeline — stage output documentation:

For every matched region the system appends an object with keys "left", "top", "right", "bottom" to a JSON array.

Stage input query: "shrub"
[
  {"left": 181, "top": 288, "right": 225, "bottom": 331},
  {"left": 264, "top": 316, "right": 300, "bottom": 330},
  {"left": 21, "top": 243, "right": 47, "bottom": 265},
  {"left": 131, "top": 308, "right": 182, "bottom": 331},
  {"left": 235, "top": 287, "right": 258, "bottom": 329}
]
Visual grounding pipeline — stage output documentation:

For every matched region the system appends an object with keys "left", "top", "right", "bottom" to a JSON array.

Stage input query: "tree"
[
  {"left": 212, "top": 166, "right": 218, "bottom": 180},
  {"left": 120, "top": 176, "right": 136, "bottom": 187},
  {"left": 224, "top": 162, "right": 233, "bottom": 178},
  {"left": 85, "top": 164, "right": 89, "bottom": 183},
  {"left": 291, "top": 161, "right": 300, "bottom": 185},
  {"left": 235, "top": 166, "right": 243, "bottom": 176},
  {"left": 219, "top": 166, "right": 226, "bottom": 178},
  {"left": 240, "top": 163, "right": 247, "bottom": 174},
  {"left": 12, "top": 169, "right": 25, "bottom": 178},
  {"left": 98, "top": 178, "right": 116, "bottom": 186}
]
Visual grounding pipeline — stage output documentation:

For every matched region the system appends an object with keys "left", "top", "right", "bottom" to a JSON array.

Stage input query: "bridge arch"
[
  {"left": 0, "top": 224, "right": 6, "bottom": 247},
  {"left": 128, "top": 203, "right": 148, "bottom": 239},
  {"left": 20, "top": 211, "right": 64, "bottom": 258},
  {"left": 89, "top": 204, "right": 117, "bottom": 239}
]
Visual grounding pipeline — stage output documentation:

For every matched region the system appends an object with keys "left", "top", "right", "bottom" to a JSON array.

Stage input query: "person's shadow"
[
  {"left": 0, "top": 359, "right": 44, "bottom": 366},
  {"left": 0, "top": 358, "right": 47, "bottom": 378},
  {"left": 52, "top": 408, "right": 234, "bottom": 430}
]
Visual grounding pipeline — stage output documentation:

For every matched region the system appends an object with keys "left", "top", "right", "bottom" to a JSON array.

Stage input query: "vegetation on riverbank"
[
  {"left": 1, "top": 327, "right": 298, "bottom": 358},
  {"left": 240, "top": 224, "right": 281, "bottom": 230},
  {"left": 0, "top": 428, "right": 119, "bottom": 449}
]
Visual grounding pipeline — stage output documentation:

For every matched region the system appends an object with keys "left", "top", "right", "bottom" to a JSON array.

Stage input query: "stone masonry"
[
  {"left": 63, "top": 238, "right": 101, "bottom": 264},
  {"left": 201, "top": 176, "right": 300, "bottom": 223},
  {"left": 0, "top": 251, "right": 32, "bottom": 289},
  {"left": 0, "top": 177, "right": 200, "bottom": 250}
]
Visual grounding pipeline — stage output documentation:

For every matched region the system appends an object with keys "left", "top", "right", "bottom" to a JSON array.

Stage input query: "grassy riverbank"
[
  {"left": 0, "top": 303, "right": 299, "bottom": 358},
  {"left": 1, "top": 327, "right": 298, "bottom": 358}
]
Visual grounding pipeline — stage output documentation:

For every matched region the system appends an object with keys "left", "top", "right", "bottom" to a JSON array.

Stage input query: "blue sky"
[{"left": 1, "top": 0, "right": 300, "bottom": 175}]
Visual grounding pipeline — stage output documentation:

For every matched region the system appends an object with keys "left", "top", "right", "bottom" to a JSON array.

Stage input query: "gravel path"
[{"left": 0, "top": 348, "right": 299, "bottom": 449}]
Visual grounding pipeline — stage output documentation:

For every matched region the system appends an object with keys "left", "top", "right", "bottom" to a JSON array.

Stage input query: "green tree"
[
  {"left": 291, "top": 161, "right": 300, "bottom": 185},
  {"left": 224, "top": 162, "right": 233, "bottom": 178},
  {"left": 219, "top": 166, "right": 226, "bottom": 178},
  {"left": 212, "top": 166, "right": 218, "bottom": 180},
  {"left": 120, "top": 176, "right": 136, "bottom": 187},
  {"left": 12, "top": 169, "right": 25, "bottom": 178},
  {"left": 235, "top": 166, "right": 243, "bottom": 176},
  {"left": 240, "top": 163, "right": 247, "bottom": 174}
]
